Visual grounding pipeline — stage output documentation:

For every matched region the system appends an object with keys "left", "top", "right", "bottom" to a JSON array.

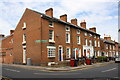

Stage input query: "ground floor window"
[
  {"left": 66, "top": 48, "right": 71, "bottom": 58},
  {"left": 47, "top": 46, "right": 56, "bottom": 57}
]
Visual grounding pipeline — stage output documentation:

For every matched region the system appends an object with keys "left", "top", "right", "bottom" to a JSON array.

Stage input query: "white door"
[
  {"left": 23, "top": 48, "right": 26, "bottom": 64},
  {"left": 58, "top": 46, "right": 63, "bottom": 61}
]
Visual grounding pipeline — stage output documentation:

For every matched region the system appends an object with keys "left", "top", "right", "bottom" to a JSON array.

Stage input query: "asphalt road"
[{"left": 2, "top": 63, "right": 120, "bottom": 79}]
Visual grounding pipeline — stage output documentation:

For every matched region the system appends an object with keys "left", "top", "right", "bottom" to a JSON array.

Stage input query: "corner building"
[{"left": 13, "top": 8, "right": 102, "bottom": 65}]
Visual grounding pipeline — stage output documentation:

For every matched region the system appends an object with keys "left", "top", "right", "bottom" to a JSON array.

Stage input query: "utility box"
[{"left": 27, "top": 58, "right": 31, "bottom": 65}]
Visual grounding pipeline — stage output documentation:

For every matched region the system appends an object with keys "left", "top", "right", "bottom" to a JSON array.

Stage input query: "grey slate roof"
[{"left": 30, "top": 8, "right": 100, "bottom": 36}]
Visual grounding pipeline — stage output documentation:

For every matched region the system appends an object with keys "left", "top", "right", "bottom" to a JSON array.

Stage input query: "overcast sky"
[{"left": 0, "top": 0, "right": 118, "bottom": 41}]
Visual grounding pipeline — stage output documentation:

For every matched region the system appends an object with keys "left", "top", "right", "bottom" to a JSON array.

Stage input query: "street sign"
[{"left": 35, "top": 40, "right": 48, "bottom": 43}]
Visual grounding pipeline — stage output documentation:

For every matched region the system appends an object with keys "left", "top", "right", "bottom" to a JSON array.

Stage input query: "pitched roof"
[{"left": 30, "top": 8, "right": 100, "bottom": 36}]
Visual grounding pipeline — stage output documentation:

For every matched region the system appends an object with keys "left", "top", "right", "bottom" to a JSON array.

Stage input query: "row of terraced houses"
[{"left": 0, "top": 8, "right": 119, "bottom": 66}]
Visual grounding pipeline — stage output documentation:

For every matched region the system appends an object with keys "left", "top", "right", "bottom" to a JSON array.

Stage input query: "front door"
[{"left": 58, "top": 46, "right": 63, "bottom": 61}]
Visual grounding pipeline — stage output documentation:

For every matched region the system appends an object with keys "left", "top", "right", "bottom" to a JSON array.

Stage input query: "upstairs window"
[
  {"left": 94, "top": 35, "right": 96, "bottom": 38},
  {"left": 77, "top": 29, "right": 80, "bottom": 34},
  {"left": 110, "top": 45, "right": 111, "bottom": 50},
  {"left": 113, "top": 46, "right": 115, "bottom": 50},
  {"left": 98, "top": 41, "right": 100, "bottom": 47},
  {"left": 22, "top": 22, "right": 26, "bottom": 30},
  {"left": 77, "top": 36, "right": 80, "bottom": 44},
  {"left": 49, "top": 30, "right": 54, "bottom": 42},
  {"left": 85, "top": 39, "right": 88, "bottom": 46},
  {"left": 89, "top": 40, "right": 92, "bottom": 46},
  {"left": 94, "top": 40, "right": 97, "bottom": 47},
  {"left": 49, "top": 21, "right": 54, "bottom": 27},
  {"left": 23, "top": 33, "right": 26, "bottom": 42},
  {"left": 66, "top": 32, "right": 70, "bottom": 43},
  {"left": 98, "top": 36, "right": 100, "bottom": 39},
  {"left": 66, "top": 26, "right": 70, "bottom": 31},
  {"left": 84, "top": 32, "right": 87, "bottom": 36},
  {"left": 89, "top": 33, "right": 92, "bottom": 37},
  {"left": 106, "top": 44, "right": 108, "bottom": 49},
  {"left": 66, "top": 48, "right": 71, "bottom": 58}
]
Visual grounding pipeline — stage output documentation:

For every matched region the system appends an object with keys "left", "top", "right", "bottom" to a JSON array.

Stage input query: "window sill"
[
  {"left": 22, "top": 41, "right": 26, "bottom": 45},
  {"left": 66, "top": 42, "right": 70, "bottom": 44},
  {"left": 48, "top": 56, "right": 56, "bottom": 58},
  {"left": 49, "top": 40, "right": 55, "bottom": 43},
  {"left": 49, "top": 25, "right": 54, "bottom": 27},
  {"left": 22, "top": 27, "right": 26, "bottom": 30}
]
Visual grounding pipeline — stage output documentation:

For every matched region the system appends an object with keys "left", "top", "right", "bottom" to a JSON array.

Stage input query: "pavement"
[{"left": 2, "top": 61, "right": 115, "bottom": 72}]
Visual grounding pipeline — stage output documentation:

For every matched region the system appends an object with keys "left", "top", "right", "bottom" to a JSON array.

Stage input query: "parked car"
[{"left": 115, "top": 57, "right": 120, "bottom": 63}]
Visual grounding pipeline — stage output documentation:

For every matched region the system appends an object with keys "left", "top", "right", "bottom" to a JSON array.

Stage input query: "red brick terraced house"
[
  {"left": 100, "top": 35, "right": 119, "bottom": 59},
  {"left": 0, "top": 31, "right": 14, "bottom": 64},
  {"left": 0, "top": 8, "right": 119, "bottom": 65}
]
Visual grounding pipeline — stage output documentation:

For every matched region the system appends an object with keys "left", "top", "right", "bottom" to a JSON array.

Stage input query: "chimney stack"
[
  {"left": 60, "top": 14, "right": 67, "bottom": 22},
  {"left": 10, "top": 30, "right": 14, "bottom": 34},
  {"left": 80, "top": 20, "right": 86, "bottom": 29},
  {"left": 104, "top": 35, "right": 111, "bottom": 41},
  {"left": 0, "top": 34, "right": 5, "bottom": 39},
  {"left": 89, "top": 27, "right": 96, "bottom": 32},
  {"left": 45, "top": 8, "right": 53, "bottom": 17},
  {"left": 71, "top": 18, "right": 77, "bottom": 26}
]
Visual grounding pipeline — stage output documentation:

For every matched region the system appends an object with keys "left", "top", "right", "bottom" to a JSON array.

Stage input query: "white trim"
[
  {"left": 49, "top": 30, "right": 55, "bottom": 42},
  {"left": 65, "top": 26, "right": 70, "bottom": 31},
  {"left": 77, "top": 29, "right": 80, "bottom": 34},
  {"left": 77, "top": 36, "right": 81, "bottom": 44},
  {"left": 49, "top": 21, "right": 54, "bottom": 27},
  {"left": 66, "top": 32, "right": 70, "bottom": 43},
  {"left": 22, "top": 22, "right": 26, "bottom": 29},
  {"left": 47, "top": 46, "right": 56, "bottom": 48},
  {"left": 66, "top": 47, "right": 71, "bottom": 58},
  {"left": 23, "top": 48, "right": 26, "bottom": 63},
  {"left": 58, "top": 46, "right": 63, "bottom": 61}
]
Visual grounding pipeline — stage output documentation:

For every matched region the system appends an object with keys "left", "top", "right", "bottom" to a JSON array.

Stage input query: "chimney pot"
[
  {"left": 45, "top": 8, "right": 53, "bottom": 17},
  {"left": 60, "top": 14, "right": 67, "bottom": 22},
  {"left": 10, "top": 30, "right": 14, "bottom": 34},
  {"left": 0, "top": 34, "right": 5, "bottom": 39}
]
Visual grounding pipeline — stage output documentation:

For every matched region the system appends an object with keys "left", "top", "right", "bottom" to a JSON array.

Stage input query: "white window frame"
[
  {"left": 98, "top": 41, "right": 100, "bottom": 47},
  {"left": 77, "top": 36, "right": 80, "bottom": 44},
  {"left": 22, "top": 33, "right": 26, "bottom": 44},
  {"left": 110, "top": 45, "right": 111, "bottom": 50},
  {"left": 89, "top": 34, "right": 92, "bottom": 37},
  {"left": 65, "top": 26, "right": 70, "bottom": 31},
  {"left": 106, "top": 44, "right": 108, "bottom": 49},
  {"left": 94, "top": 40, "right": 97, "bottom": 47},
  {"left": 98, "top": 36, "right": 100, "bottom": 39},
  {"left": 49, "top": 30, "right": 55, "bottom": 42},
  {"left": 47, "top": 46, "right": 56, "bottom": 57},
  {"left": 94, "top": 35, "right": 96, "bottom": 38},
  {"left": 113, "top": 46, "right": 115, "bottom": 50},
  {"left": 89, "top": 40, "right": 92, "bottom": 46},
  {"left": 22, "top": 22, "right": 26, "bottom": 29},
  {"left": 78, "top": 49, "right": 81, "bottom": 57},
  {"left": 66, "top": 48, "right": 71, "bottom": 58},
  {"left": 49, "top": 21, "right": 54, "bottom": 27},
  {"left": 77, "top": 29, "right": 80, "bottom": 34},
  {"left": 84, "top": 32, "right": 87, "bottom": 36},
  {"left": 85, "top": 39, "right": 88, "bottom": 46},
  {"left": 66, "top": 32, "right": 70, "bottom": 43}
]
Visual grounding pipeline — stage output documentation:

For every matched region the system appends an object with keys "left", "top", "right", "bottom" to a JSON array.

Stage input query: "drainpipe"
[{"left": 40, "top": 15, "right": 43, "bottom": 65}]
